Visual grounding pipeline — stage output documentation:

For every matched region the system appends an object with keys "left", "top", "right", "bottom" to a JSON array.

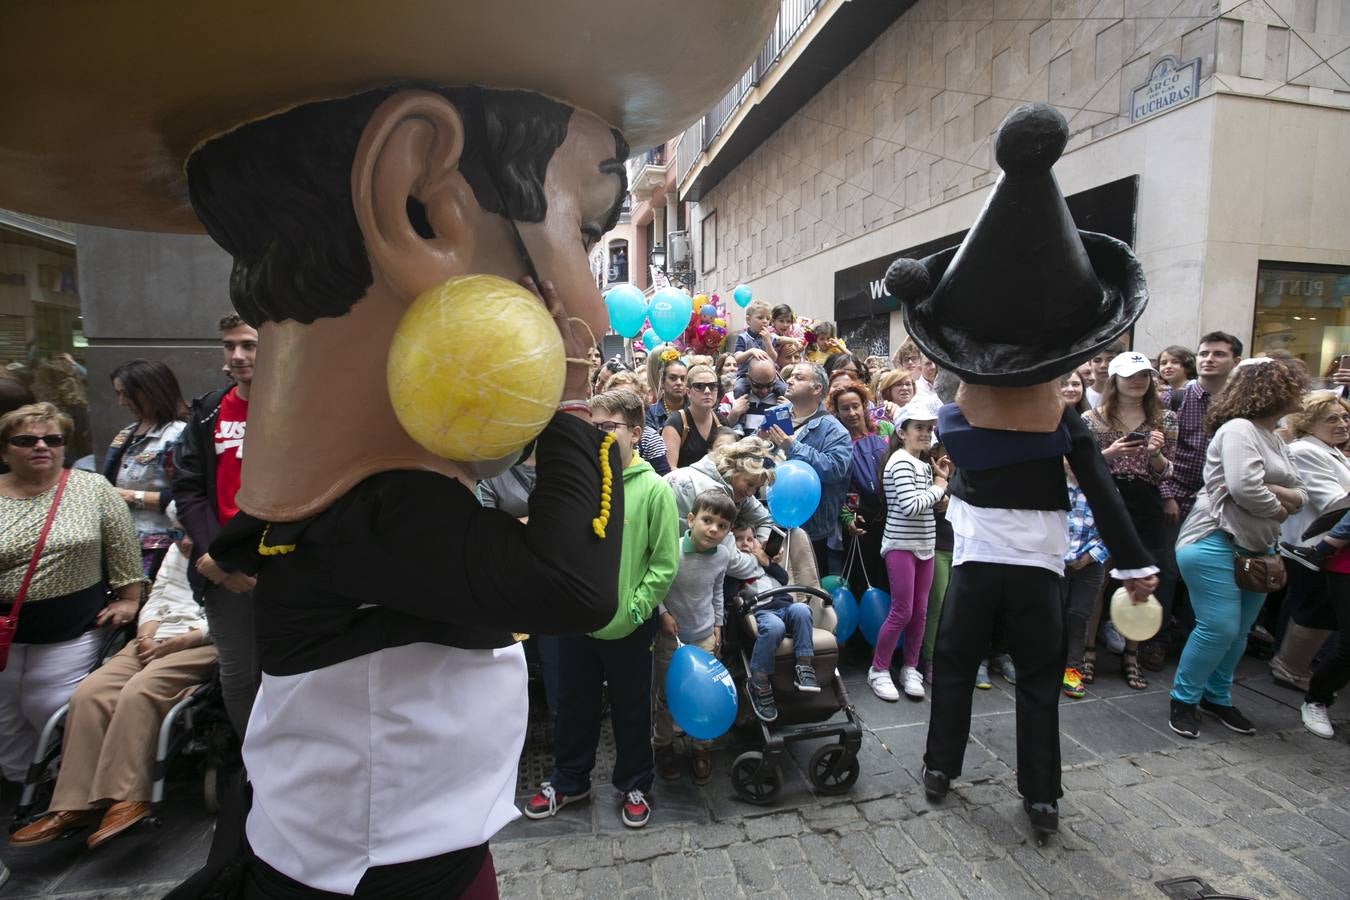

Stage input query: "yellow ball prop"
[{"left": 388, "top": 274, "right": 565, "bottom": 461}]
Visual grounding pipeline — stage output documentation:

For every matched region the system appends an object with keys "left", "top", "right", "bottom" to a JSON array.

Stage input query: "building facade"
[{"left": 677, "top": 0, "right": 1350, "bottom": 371}]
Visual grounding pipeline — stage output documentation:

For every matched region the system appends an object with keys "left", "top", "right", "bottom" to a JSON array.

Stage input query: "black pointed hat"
[{"left": 884, "top": 104, "right": 1147, "bottom": 387}]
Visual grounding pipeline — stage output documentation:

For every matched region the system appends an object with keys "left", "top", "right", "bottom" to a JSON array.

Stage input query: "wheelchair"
[{"left": 7, "top": 624, "right": 236, "bottom": 837}]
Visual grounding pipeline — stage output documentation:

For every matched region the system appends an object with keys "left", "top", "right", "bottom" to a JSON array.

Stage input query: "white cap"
[
  {"left": 896, "top": 397, "right": 941, "bottom": 426},
  {"left": 1108, "top": 351, "right": 1154, "bottom": 378}
]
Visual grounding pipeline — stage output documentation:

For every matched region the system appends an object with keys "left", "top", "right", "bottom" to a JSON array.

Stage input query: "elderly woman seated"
[{"left": 10, "top": 532, "right": 217, "bottom": 850}]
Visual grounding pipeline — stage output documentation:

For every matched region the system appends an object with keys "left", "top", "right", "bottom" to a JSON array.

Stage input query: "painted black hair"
[{"left": 187, "top": 86, "right": 627, "bottom": 326}]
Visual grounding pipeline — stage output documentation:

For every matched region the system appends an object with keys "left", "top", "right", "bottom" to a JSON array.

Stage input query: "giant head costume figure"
[
  {"left": 0, "top": 3, "right": 778, "bottom": 892},
  {"left": 884, "top": 104, "right": 1148, "bottom": 430},
  {"left": 0, "top": 1, "right": 778, "bottom": 517}
]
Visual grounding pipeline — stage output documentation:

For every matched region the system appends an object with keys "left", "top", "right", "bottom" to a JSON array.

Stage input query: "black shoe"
[
  {"left": 1023, "top": 799, "right": 1059, "bottom": 834},
  {"left": 794, "top": 663, "right": 821, "bottom": 693},
  {"left": 1169, "top": 698, "right": 1200, "bottom": 739},
  {"left": 1200, "top": 698, "right": 1256, "bottom": 734},
  {"left": 1281, "top": 541, "right": 1330, "bottom": 567},
  {"left": 746, "top": 678, "right": 778, "bottom": 722},
  {"left": 921, "top": 765, "right": 950, "bottom": 802}
]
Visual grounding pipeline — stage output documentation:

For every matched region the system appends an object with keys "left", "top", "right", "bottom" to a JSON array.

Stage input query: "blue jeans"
[
  {"left": 751, "top": 604, "right": 814, "bottom": 675},
  {"left": 1172, "top": 531, "right": 1266, "bottom": 706},
  {"left": 1329, "top": 512, "right": 1350, "bottom": 542}
]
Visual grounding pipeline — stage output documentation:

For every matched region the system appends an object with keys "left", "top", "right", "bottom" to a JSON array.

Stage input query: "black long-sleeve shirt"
[{"left": 211, "top": 413, "right": 624, "bottom": 676}]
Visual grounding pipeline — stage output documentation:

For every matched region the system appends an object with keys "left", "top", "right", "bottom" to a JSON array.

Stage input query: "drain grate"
[
  {"left": 515, "top": 688, "right": 618, "bottom": 795},
  {"left": 1155, "top": 875, "right": 1254, "bottom": 900}
]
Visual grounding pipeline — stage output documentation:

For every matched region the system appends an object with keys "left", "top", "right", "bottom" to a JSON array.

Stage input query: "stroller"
[{"left": 722, "top": 528, "right": 862, "bottom": 805}]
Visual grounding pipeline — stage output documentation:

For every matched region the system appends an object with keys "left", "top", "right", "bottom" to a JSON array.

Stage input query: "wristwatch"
[{"left": 133, "top": 490, "right": 146, "bottom": 510}]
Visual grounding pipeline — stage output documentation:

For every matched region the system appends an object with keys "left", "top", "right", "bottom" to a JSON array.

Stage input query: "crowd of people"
[
  {"left": 499, "top": 311, "right": 1350, "bottom": 829},
  {"left": 1, "top": 305, "right": 1346, "bottom": 852},
  {"left": 3, "top": 314, "right": 257, "bottom": 851}
]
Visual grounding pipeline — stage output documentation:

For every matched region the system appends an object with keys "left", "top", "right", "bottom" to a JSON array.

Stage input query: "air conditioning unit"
[{"left": 668, "top": 230, "right": 691, "bottom": 268}]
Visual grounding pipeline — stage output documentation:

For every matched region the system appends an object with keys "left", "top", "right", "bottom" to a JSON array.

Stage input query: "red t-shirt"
[{"left": 214, "top": 387, "right": 248, "bottom": 525}]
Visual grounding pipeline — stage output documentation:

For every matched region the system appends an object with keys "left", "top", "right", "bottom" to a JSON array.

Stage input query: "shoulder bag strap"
[{"left": 3, "top": 469, "right": 71, "bottom": 627}]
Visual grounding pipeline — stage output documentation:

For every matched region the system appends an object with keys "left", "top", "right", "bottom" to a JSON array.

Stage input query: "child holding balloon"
[{"left": 652, "top": 490, "right": 764, "bottom": 784}]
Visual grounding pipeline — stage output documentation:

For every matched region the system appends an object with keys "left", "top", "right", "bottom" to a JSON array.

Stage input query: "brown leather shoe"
[
  {"left": 655, "top": 745, "right": 679, "bottom": 781},
  {"left": 691, "top": 747, "right": 713, "bottom": 785},
  {"left": 9, "top": 810, "right": 99, "bottom": 846},
  {"left": 85, "top": 801, "right": 150, "bottom": 849}
]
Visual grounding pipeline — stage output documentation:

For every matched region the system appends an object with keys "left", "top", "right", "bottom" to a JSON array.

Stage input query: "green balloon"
[{"left": 820, "top": 575, "right": 845, "bottom": 593}]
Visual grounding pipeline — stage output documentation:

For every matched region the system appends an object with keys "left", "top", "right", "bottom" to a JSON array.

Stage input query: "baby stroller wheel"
[
  {"left": 730, "top": 751, "right": 781, "bottom": 805},
  {"left": 808, "top": 745, "right": 860, "bottom": 795}
]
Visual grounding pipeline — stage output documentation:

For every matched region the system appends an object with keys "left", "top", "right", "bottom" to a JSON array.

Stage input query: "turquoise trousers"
[{"left": 1171, "top": 531, "right": 1266, "bottom": 706}]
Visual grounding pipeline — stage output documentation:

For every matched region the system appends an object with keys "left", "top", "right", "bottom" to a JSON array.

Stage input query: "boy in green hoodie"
[{"left": 522, "top": 388, "right": 679, "bottom": 829}]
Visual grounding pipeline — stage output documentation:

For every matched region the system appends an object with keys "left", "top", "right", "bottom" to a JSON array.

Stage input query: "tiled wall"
[{"left": 698, "top": 0, "right": 1350, "bottom": 288}]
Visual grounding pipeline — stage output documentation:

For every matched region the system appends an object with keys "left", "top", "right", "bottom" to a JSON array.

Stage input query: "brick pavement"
[
  {"left": 2, "top": 656, "right": 1348, "bottom": 898},
  {"left": 493, "top": 657, "right": 1350, "bottom": 900}
]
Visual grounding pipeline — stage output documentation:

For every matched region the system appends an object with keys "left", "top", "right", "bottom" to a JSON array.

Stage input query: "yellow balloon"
[{"left": 388, "top": 274, "right": 565, "bottom": 461}]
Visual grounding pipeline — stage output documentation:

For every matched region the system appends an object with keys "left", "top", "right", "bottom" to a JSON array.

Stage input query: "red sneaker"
[
  {"left": 522, "top": 782, "right": 589, "bottom": 820},
  {"left": 620, "top": 789, "right": 651, "bottom": 828}
]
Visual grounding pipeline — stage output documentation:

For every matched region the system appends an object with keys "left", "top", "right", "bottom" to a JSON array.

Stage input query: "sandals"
[
  {"left": 1080, "top": 648, "right": 1096, "bottom": 685},
  {"left": 1121, "top": 650, "right": 1148, "bottom": 691}
]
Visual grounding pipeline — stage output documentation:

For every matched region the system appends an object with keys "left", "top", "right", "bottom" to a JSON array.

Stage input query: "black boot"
[
  {"left": 1024, "top": 799, "right": 1058, "bottom": 841},
  {"left": 921, "top": 765, "right": 950, "bottom": 803}
]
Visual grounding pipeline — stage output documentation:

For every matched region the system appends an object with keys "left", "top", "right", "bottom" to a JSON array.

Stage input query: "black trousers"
[
  {"left": 549, "top": 615, "right": 659, "bottom": 796},
  {"left": 1307, "top": 572, "right": 1350, "bottom": 707},
  {"left": 924, "top": 561, "right": 1065, "bottom": 803}
]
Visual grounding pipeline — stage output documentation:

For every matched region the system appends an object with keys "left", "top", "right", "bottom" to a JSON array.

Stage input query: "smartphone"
[
  {"left": 1339, "top": 354, "right": 1350, "bottom": 372},
  {"left": 763, "top": 526, "right": 786, "bottom": 559},
  {"left": 759, "top": 404, "right": 795, "bottom": 436},
  {"left": 1127, "top": 430, "right": 1150, "bottom": 444}
]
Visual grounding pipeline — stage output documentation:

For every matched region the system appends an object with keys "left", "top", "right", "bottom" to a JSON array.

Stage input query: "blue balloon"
[
  {"left": 859, "top": 587, "right": 891, "bottom": 647},
  {"left": 641, "top": 329, "right": 662, "bottom": 351},
  {"left": 605, "top": 284, "right": 649, "bottom": 338},
  {"left": 648, "top": 288, "right": 694, "bottom": 342},
  {"left": 665, "top": 644, "right": 738, "bottom": 740},
  {"left": 765, "top": 459, "right": 821, "bottom": 529},
  {"left": 733, "top": 284, "right": 753, "bottom": 308},
  {"left": 831, "top": 586, "right": 858, "bottom": 642}
]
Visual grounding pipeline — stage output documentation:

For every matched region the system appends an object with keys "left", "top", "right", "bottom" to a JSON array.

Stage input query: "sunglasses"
[
  {"left": 688, "top": 382, "right": 719, "bottom": 392},
  {"left": 749, "top": 380, "right": 777, "bottom": 391},
  {"left": 6, "top": 434, "right": 66, "bottom": 448}
]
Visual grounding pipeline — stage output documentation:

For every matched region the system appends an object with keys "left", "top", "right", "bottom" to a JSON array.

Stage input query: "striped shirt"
[{"left": 881, "top": 448, "right": 946, "bottom": 559}]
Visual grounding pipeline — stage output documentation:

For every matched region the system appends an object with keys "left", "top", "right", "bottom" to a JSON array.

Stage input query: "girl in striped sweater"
[{"left": 870, "top": 401, "right": 952, "bottom": 701}]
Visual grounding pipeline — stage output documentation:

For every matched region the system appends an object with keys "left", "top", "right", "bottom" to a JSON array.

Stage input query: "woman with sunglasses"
[
  {"left": 0, "top": 403, "right": 146, "bottom": 789},
  {"left": 663, "top": 364, "right": 727, "bottom": 470}
]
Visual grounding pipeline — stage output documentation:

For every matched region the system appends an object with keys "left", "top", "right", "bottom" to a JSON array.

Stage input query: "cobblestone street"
[
  {"left": 3, "top": 654, "right": 1348, "bottom": 898},
  {"left": 493, "top": 655, "right": 1350, "bottom": 900}
]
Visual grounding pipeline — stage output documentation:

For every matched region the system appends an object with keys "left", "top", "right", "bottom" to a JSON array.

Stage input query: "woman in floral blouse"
[
  {"left": 101, "top": 360, "right": 187, "bottom": 577},
  {"left": 1082, "top": 352, "right": 1178, "bottom": 690}
]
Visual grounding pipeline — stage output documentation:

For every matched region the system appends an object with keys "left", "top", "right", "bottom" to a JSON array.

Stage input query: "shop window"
[
  {"left": 1253, "top": 262, "right": 1350, "bottom": 381},
  {"left": 701, "top": 210, "right": 717, "bottom": 274}
]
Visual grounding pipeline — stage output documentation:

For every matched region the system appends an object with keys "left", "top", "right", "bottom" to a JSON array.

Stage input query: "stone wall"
[{"left": 697, "top": 0, "right": 1350, "bottom": 289}]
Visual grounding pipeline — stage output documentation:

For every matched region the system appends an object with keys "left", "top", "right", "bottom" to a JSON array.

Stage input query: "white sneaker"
[
  {"left": 868, "top": 667, "right": 900, "bottom": 701},
  {"left": 900, "top": 666, "right": 926, "bottom": 700},
  {"left": 1302, "top": 702, "right": 1335, "bottom": 739}
]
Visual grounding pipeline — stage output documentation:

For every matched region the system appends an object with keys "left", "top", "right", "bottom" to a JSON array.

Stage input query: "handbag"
[
  {"left": 0, "top": 469, "right": 71, "bottom": 671},
  {"left": 1233, "top": 551, "right": 1286, "bottom": 593}
]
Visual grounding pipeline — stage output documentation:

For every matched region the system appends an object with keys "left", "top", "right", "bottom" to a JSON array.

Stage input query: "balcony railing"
[
  {"left": 676, "top": 0, "right": 821, "bottom": 186},
  {"left": 626, "top": 144, "right": 669, "bottom": 186}
]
